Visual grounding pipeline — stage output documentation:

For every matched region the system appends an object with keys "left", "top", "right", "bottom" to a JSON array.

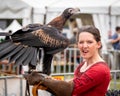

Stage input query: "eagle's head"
[{"left": 62, "top": 8, "right": 80, "bottom": 19}]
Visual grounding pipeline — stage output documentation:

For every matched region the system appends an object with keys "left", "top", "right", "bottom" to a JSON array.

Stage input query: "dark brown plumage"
[{"left": 0, "top": 8, "right": 80, "bottom": 75}]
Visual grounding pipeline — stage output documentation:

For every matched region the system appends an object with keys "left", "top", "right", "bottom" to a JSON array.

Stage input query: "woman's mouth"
[{"left": 82, "top": 50, "right": 89, "bottom": 56}]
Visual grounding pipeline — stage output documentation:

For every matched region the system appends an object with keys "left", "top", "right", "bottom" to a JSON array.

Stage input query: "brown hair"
[
  {"left": 115, "top": 26, "right": 120, "bottom": 31},
  {"left": 77, "top": 26, "right": 101, "bottom": 42}
]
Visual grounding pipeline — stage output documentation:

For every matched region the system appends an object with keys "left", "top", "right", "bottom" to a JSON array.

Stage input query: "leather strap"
[
  {"left": 32, "top": 81, "right": 47, "bottom": 96},
  {"left": 25, "top": 80, "right": 30, "bottom": 96}
]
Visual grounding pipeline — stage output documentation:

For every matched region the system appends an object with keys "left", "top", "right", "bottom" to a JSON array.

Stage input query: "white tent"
[
  {"left": 0, "top": 0, "right": 31, "bottom": 19},
  {"left": 1, "top": 0, "right": 120, "bottom": 28},
  {"left": 4, "top": 20, "right": 22, "bottom": 32},
  {"left": 0, "top": 0, "right": 32, "bottom": 26},
  {"left": 1, "top": 0, "right": 120, "bottom": 51},
  {"left": 20, "top": 0, "right": 62, "bottom": 24},
  {"left": 0, "top": 20, "right": 22, "bottom": 39},
  {"left": 47, "top": 0, "right": 114, "bottom": 13},
  {"left": 110, "top": 0, "right": 120, "bottom": 35}
]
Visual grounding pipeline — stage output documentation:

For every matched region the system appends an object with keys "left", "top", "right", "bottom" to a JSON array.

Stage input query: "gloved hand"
[
  {"left": 24, "top": 72, "right": 48, "bottom": 96},
  {"left": 23, "top": 71, "right": 46, "bottom": 85},
  {"left": 23, "top": 71, "right": 74, "bottom": 96}
]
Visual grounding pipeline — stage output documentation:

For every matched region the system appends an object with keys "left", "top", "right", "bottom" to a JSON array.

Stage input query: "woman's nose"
[{"left": 82, "top": 42, "right": 88, "bottom": 47}]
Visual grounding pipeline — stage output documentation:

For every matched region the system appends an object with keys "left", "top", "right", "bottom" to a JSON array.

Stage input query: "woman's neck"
[{"left": 85, "top": 55, "right": 104, "bottom": 66}]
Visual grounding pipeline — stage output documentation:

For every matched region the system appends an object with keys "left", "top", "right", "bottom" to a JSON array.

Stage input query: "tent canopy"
[
  {"left": 22, "top": 0, "right": 120, "bottom": 14},
  {"left": 0, "top": 0, "right": 120, "bottom": 51},
  {"left": 47, "top": 0, "right": 115, "bottom": 14},
  {"left": 0, "top": 0, "right": 31, "bottom": 19},
  {"left": 21, "top": 0, "right": 120, "bottom": 15},
  {"left": 0, "top": 0, "right": 120, "bottom": 19},
  {"left": 0, "top": 0, "right": 120, "bottom": 22}
]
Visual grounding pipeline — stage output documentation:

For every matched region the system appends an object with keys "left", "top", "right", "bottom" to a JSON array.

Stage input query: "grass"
[{"left": 110, "top": 79, "right": 120, "bottom": 89}]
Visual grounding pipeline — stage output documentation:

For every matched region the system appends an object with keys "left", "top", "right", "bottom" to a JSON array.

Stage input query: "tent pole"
[
  {"left": 108, "top": 6, "right": 111, "bottom": 30},
  {"left": 43, "top": 6, "right": 48, "bottom": 24}
]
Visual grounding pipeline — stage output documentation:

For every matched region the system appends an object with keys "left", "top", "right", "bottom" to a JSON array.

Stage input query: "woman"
[
  {"left": 72, "top": 26, "right": 111, "bottom": 96},
  {"left": 24, "top": 26, "right": 111, "bottom": 96}
]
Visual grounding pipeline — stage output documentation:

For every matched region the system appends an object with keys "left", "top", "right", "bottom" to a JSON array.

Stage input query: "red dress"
[{"left": 72, "top": 62, "right": 111, "bottom": 96}]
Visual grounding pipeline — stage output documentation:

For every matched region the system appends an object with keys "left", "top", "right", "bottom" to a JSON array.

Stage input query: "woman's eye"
[
  {"left": 87, "top": 41, "right": 93, "bottom": 44},
  {"left": 79, "top": 41, "right": 83, "bottom": 44},
  {"left": 78, "top": 41, "right": 93, "bottom": 44}
]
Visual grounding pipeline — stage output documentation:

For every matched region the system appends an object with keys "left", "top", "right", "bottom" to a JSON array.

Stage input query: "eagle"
[{"left": 0, "top": 8, "right": 80, "bottom": 75}]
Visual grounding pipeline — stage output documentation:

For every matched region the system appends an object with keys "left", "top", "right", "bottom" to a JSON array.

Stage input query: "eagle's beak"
[
  {"left": 73, "top": 8, "right": 80, "bottom": 14},
  {"left": 75, "top": 8, "right": 80, "bottom": 12}
]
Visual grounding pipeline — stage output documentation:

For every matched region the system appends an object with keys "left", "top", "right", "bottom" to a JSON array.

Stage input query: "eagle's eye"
[{"left": 68, "top": 9, "right": 73, "bottom": 13}]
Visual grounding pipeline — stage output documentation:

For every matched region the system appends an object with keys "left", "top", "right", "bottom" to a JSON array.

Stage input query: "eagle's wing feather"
[
  {"left": 0, "top": 43, "right": 17, "bottom": 58},
  {"left": 22, "top": 47, "right": 35, "bottom": 65},
  {"left": 30, "top": 48, "right": 37, "bottom": 66},
  {"left": 14, "top": 47, "right": 32, "bottom": 66},
  {"left": 8, "top": 47, "right": 28, "bottom": 64},
  {"left": 0, "top": 41, "right": 12, "bottom": 51},
  {"left": 11, "top": 25, "right": 69, "bottom": 48},
  {"left": 0, "top": 45, "right": 23, "bottom": 61}
]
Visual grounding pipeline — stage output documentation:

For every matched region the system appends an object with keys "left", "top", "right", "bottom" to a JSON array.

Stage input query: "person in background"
[
  {"left": 69, "top": 28, "right": 78, "bottom": 45},
  {"left": 109, "top": 26, "right": 120, "bottom": 50},
  {"left": 106, "top": 30, "right": 114, "bottom": 50},
  {"left": 69, "top": 28, "right": 81, "bottom": 64},
  {"left": 24, "top": 26, "right": 111, "bottom": 96},
  {"left": 105, "top": 30, "right": 114, "bottom": 70},
  {"left": 109, "top": 26, "right": 120, "bottom": 70}
]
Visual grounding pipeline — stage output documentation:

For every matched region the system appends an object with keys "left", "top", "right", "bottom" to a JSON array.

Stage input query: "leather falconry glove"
[{"left": 23, "top": 72, "right": 74, "bottom": 96}]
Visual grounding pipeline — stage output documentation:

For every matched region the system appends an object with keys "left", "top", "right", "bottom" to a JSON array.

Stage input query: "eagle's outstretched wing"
[
  {"left": 0, "top": 24, "right": 69, "bottom": 66},
  {"left": 0, "top": 8, "right": 80, "bottom": 75}
]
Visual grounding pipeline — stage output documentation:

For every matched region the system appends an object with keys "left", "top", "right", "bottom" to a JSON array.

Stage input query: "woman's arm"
[{"left": 24, "top": 72, "right": 74, "bottom": 96}]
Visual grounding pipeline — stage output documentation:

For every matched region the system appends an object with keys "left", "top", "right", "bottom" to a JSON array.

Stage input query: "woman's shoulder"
[
  {"left": 95, "top": 61, "right": 109, "bottom": 67},
  {"left": 91, "top": 62, "right": 110, "bottom": 74}
]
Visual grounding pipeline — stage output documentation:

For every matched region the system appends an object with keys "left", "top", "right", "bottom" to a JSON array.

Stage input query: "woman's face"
[{"left": 77, "top": 32, "right": 101, "bottom": 60}]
